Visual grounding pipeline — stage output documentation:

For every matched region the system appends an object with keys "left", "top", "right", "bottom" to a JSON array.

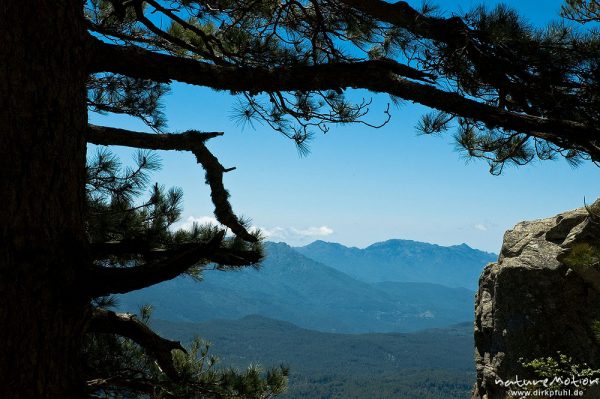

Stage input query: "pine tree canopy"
[
  {"left": 87, "top": 0, "right": 599, "bottom": 173},
  {"left": 84, "top": 147, "right": 289, "bottom": 397}
]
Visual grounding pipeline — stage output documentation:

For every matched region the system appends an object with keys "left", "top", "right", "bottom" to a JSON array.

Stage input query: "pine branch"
[
  {"left": 338, "top": 0, "right": 469, "bottom": 43},
  {"left": 89, "top": 36, "right": 435, "bottom": 84},
  {"left": 88, "top": 124, "right": 223, "bottom": 147},
  {"left": 90, "top": 239, "right": 156, "bottom": 259},
  {"left": 86, "top": 232, "right": 224, "bottom": 297},
  {"left": 208, "top": 248, "right": 262, "bottom": 267},
  {"left": 339, "top": 0, "right": 586, "bottom": 118},
  {"left": 143, "top": 0, "right": 231, "bottom": 65},
  {"left": 131, "top": 0, "right": 224, "bottom": 65},
  {"left": 89, "top": 307, "right": 185, "bottom": 381},
  {"left": 90, "top": 240, "right": 263, "bottom": 266},
  {"left": 89, "top": 39, "right": 600, "bottom": 160},
  {"left": 86, "top": 21, "right": 166, "bottom": 48},
  {"left": 88, "top": 124, "right": 256, "bottom": 242},
  {"left": 87, "top": 376, "right": 156, "bottom": 396}
]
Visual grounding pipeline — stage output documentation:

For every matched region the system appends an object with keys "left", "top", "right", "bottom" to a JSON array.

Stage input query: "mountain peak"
[
  {"left": 264, "top": 241, "right": 292, "bottom": 250},
  {"left": 453, "top": 243, "right": 471, "bottom": 249},
  {"left": 300, "top": 240, "right": 350, "bottom": 250},
  {"left": 365, "top": 239, "right": 422, "bottom": 250}
]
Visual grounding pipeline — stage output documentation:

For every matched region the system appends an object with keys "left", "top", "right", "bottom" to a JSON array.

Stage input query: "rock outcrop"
[{"left": 473, "top": 203, "right": 600, "bottom": 399}]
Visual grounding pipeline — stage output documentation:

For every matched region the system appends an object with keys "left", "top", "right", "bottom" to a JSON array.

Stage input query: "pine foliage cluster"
[
  {"left": 87, "top": 0, "right": 599, "bottom": 170},
  {"left": 84, "top": 149, "right": 284, "bottom": 397}
]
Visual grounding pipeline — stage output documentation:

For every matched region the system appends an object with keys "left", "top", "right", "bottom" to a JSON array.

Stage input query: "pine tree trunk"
[{"left": 0, "top": 1, "right": 90, "bottom": 398}]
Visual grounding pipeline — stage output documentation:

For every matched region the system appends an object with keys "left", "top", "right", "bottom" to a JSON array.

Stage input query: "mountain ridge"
[
  {"left": 118, "top": 240, "right": 478, "bottom": 333},
  {"left": 295, "top": 239, "right": 496, "bottom": 290}
]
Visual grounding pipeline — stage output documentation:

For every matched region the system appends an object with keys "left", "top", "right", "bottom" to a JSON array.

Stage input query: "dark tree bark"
[{"left": 0, "top": 1, "right": 90, "bottom": 398}]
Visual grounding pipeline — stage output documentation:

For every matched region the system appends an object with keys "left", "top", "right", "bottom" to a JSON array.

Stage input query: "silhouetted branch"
[
  {"left": 89, "top": 39, "right": 600, "bottom": 160},
  {"left": 90, "top": 240, "right": 263, "bottom": 266},
  {"left": 338, "top": 0, "right": 470, "bottom": 43},
  {"left": 88, "top": 124, "right": 223, "bottom": 147},
  {"left": 88, "top": 124, "right": 257, "bottom": 241},
  {"left": 89, "top": 308, "right": 186, "bottom": 381},
  {"left": 87, "top": 376, "right": 156, "bottom": 396},
  {"left": 89, "top": 36, "right": 434, "bottom": 84},
  {"left": 86, "top": 232, "right": 224, "bottom": 296}
]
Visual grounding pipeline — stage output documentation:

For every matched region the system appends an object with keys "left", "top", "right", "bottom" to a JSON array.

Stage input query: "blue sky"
[{"left": 89, "top": 0, "right": 600, "bottom": 253}]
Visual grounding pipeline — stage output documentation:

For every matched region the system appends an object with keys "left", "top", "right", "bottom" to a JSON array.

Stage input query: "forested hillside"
[
  {"left": 152, "top": 315, "right": 475, "bottom": 399},
  {"left": 117, "top": 239, "right": 485, "bottom": 397}
]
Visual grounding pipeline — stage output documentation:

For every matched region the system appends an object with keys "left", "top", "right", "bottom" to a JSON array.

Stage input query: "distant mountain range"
[
  {"left": 295, "top": 239, "right": 496, "bottom": 290},
  {"left": 118, "top": 239, "right": 496, "bottom": 333},
  {"left": 151, "top": 315, "right": 475, "bottom": 399}
]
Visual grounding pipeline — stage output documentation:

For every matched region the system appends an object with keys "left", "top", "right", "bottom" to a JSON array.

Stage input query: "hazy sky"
[{"left": 89, "top": 0, "right": 600, "bottom": 253}]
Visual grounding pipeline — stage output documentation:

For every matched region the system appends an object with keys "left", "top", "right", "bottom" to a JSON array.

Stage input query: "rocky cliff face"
[{"left": 473, "top": 204, "right": 600, "bottom": 399}]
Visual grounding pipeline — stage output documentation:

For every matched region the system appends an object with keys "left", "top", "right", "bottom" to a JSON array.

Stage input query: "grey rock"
[{"left": 473, "top": 203, "right": 600, "bottom": 399}]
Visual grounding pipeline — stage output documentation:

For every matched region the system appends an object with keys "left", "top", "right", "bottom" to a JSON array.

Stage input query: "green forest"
[{"left": 153, "top": 316, "right": 475, "bottom": 399}]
